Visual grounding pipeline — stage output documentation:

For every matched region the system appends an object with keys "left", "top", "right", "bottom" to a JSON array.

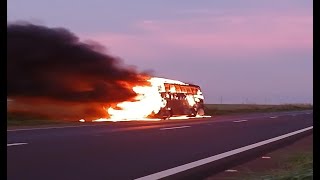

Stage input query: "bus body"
[{"left": 148, "top": 77, "right": 205, "bottom": 119}]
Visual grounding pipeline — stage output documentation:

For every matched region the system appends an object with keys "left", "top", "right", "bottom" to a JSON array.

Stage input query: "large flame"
[
  {"left": 106, "top": 77, "right": 167, "bottom": 120},
  {"left": 83, "top": 77, "right": 209, "bottom": 122}
]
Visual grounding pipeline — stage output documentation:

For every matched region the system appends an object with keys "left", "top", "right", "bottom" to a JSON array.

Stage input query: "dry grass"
[
  {"left": 244, "top": 152, "right": 313, "bottom": 180},
  {"left": 7, "top": 112, "right": 79, "bottom": 126},
  {"left": 7, "top": 103, "right": 312, "bottom": 127},
  {"left": 204, "top": 104, "right": 313, "bottom": 115}
]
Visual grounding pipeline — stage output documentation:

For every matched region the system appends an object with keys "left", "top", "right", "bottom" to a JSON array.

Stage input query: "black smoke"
[{"left": 7, "top": 23, "right": 150, "bottom": 120}]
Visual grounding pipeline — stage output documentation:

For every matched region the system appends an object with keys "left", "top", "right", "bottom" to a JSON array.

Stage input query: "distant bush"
[{"left": 204, "top": 104, "right": 313, "bottom": 115}]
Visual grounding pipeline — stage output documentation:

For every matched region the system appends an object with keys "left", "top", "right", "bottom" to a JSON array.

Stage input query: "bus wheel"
[
  {"left": 161, "top": 110, "right": 171, "bottom": 120},
  {"left": 163, "top": 116, "right": 170, "bottom": 120},
  {"left": 188, "top": 108, "right": 197, "bottom": 117},
  {"left": 197, "top": 108, "right": 205, "bottom": 116}
]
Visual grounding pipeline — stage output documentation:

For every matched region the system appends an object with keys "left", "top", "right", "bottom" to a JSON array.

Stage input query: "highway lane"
[{"left": 7, "top": 110, "right": 313, "bottom": 180}]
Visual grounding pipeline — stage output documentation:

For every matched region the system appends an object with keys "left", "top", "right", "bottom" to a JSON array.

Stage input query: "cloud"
[{"left": 82, "top": 10, "right": 312, "bottom": 62}]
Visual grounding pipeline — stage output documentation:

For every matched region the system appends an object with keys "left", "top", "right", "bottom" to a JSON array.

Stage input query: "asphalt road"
[{"left": 7, "top": 110, "right": 313, "bottom": 180}]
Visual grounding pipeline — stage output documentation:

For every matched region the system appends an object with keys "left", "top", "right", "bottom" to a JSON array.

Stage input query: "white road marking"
[
  {"left": 270, "top": 116, "right": 278, "bottom": 119},
  {"left": 135, "top": 126, "right": 313, "bottom": 180},
  {"left": 233, "top": 120, "right": 248, "bottom": 123},
  {"left": 225, "top": 169, "right": 238, "bottom": 172},
  {"left": 7, "top": 143, "right": 28, "bottom": 147},
  {"left": 93, "top": 115, "right": 212, "bottom": 122},
  {"left": 262, "top": 156, "right": 271, "bottom": 159},
  {"left": 160, "top": 126, "right": 191, "bottom": 130},
  {"left": 7, "top": 124, "right": 103, "bottom": 132}
]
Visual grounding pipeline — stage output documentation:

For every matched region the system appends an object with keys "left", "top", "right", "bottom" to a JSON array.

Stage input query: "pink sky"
[
  {"left": 83, "top": 10, "right": 312, "bottom": 61},
  {"left": 8, "top": 0, "right": 313, "bottom": 104}
]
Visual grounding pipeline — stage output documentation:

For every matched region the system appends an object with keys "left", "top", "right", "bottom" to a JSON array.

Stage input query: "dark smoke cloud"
[{"left": 7, "top": 23, "right": 150, "bottom": 120}]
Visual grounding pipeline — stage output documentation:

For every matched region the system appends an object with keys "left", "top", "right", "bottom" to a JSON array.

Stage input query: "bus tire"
[
  {"left": 160, "top": 110, "right": 171, "bottom": 120},
  {"left": 197, "top": 108, "right": 205, "bottom": 116},
  {"left": 188, "top": 108, "right": 197, "bottom": 117}
]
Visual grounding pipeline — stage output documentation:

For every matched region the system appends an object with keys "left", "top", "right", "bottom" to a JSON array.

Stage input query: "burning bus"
[
  {"left": 147, "top": 77, "right": 205, "bottom": 119},
  {"left": 102, "top": 77, "right": 206, "bottom": 121}
]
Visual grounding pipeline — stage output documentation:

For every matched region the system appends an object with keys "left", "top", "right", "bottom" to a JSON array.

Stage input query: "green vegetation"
[
  {"left": 204, "top": 104, "right": 313, "bottom": 115},
  {"left": 243, "top": 152, "right": 313, "bottom": 180}
]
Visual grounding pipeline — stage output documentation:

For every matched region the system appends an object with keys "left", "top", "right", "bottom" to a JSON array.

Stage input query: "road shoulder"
[{"left": 206, "top": 134, "right": 313, "bottom": 180}]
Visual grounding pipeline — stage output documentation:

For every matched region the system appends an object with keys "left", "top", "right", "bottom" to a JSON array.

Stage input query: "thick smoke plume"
[{"left": 7, "top": 23, "right": 150, "bottom": 121}]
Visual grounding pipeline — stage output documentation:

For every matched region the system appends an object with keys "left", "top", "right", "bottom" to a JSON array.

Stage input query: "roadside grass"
[
  {"left": 7, "top": 112, "right": 80, "bottom": 127},
  {"left": 204, "top": 104, "right": 313, "bottom": 116},
  {"left": 241, "top": 152, "right": 313, "bottom": 180},
  {"left": 7, "top": 104, "right": 312, "bottom": 127}
]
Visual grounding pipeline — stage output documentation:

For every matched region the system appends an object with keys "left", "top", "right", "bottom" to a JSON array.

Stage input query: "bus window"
[
  {"left": 164, "top": 84, "right": 170, "bottom": 92},
  {"left": 186, "top": 87, "right": 192, "bottom": 93},
  {"left": 175, "top": 85, "right": 181, "bottom": 93},
  {"left": 169, "top": 85, "right": 176, "bottom": 92},
  {"left": 192, "top": 87, "right": 197, "bottom": 94},
  {"left": 180, "top": 86, "right": 186, "bottom": 93}
]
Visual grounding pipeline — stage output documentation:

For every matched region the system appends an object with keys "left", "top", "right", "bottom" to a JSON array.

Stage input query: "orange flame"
[{"left": 106, "top": 78, "right": 166, "bottom": 120}]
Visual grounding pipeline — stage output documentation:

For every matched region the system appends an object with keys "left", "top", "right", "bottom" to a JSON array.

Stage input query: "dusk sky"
[{"left": 8, "top": 0, "right": 313, "bottom": 104}]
